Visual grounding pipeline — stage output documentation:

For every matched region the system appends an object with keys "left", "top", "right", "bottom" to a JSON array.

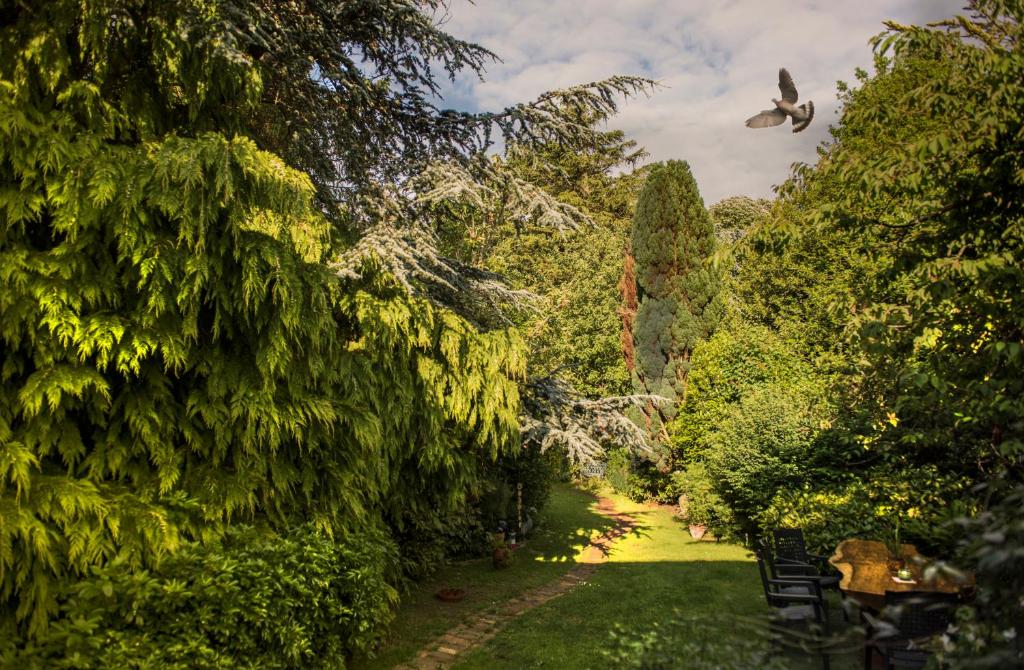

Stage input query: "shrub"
[
  {"left": 2, "top": 526, "right": 399, "bottom": 669},
  {"left": 605, "top": 448, "right": 670, "bottom": 502},
  {"left": 757, "top": 465, "right": 974, "bottom": 557},
  {"left": 668, "top": 318, "right": 813, "bottom": 466},
  {"left": 605, "top": 447, "right": 632, "bottom": 494},
  {"left": 704, "top": 384, "right": 825, "bottom": 533},
  {"left": 390, "top": 503, "right": 492, "bottom": 578},
  {"left": 669, "top": 464, "right": 734, "bottom": 533}
]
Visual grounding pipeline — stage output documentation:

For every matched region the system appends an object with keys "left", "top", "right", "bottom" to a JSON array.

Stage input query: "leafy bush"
[
  {"left": 757, "top": 465, "right": 974, "bottom": 556},
  {"left": 668, "top": 318, "right": 814, "bottom": 466},
  {"left": 669, "top": 464, "right": 734, "bottom": 533},
  {"left": 605, "top": 448, "right": 669, "bottom": 502},
  {"left": 390, "top": 503, "right": 492, "bottom": 578},
  {"left": 605, "top": 447, "right": 632, "bottom": 493},
  {"left": 704, "top": 384, "right": 827, "bottom": 533},
  {"left": 2, "top": 526, "right": 399, "bottom": 669}
]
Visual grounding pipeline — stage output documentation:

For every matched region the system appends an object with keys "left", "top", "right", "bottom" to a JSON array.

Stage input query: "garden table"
[{"left": 828, "top": 539, "right": 972, "bottom": 611}]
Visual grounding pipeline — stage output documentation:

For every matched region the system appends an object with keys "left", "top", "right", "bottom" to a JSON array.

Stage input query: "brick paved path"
[{"left": 396, "top": 497, "right": 636, "bottom": 670}]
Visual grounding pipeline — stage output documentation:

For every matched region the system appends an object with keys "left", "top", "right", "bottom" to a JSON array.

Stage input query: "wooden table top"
[{"left": 828, "top": 539, "right": 973, "bottom": 611}]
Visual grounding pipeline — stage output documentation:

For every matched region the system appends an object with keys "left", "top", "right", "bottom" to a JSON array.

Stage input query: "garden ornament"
[{"left": 745, "top": 68, "right": 814, "bottom": 133}]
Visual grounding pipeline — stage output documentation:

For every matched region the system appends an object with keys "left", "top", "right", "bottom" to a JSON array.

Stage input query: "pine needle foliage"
[
  {"left": 628, "top": 161, "right": 723, "bottom": 431},
  {"left": 0, "top": 0, "right": 527, "bottom": 635}
]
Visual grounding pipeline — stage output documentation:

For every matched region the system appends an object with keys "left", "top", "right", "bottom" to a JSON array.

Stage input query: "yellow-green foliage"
[
  {"left": 0, "top": 1, "right": 524, "bottom": 635},
  {"left": 759, "top": 466, "right": 975, "bottom": 556}
]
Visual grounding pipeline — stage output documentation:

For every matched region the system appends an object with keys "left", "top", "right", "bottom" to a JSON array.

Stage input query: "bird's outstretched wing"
[
  {"left": 778, "top": 68, "right": 798, "bottom": 103},
  {"left": 745, "top": 108, "right": 786, "bottom": 128},
  {"left": 792, "top": 101, "right": 814, "bottom": 133}
]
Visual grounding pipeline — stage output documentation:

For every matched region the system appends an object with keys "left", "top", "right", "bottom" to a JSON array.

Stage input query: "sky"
[{"left": 432, "top": 0, "right": 963, "bottom": 205}]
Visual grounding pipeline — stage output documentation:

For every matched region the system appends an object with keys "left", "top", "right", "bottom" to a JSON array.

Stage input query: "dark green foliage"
[
  {"left": 948, "top": 482, "right": 1024, "bottom": 667},
  {"left": 604, "top": 448, "right": 632, "bottom": 494},
  {"left": 629, "top": 161, "right": 723, "bottom": 428},
  {"left": 0, "top": 0, "right": 525, "bottom": 636},
  {"left": 668, "top": 463, "right": 733, "bottom": 531},
  {"left": 731, "top": 3, "right": 1024, "bottom": 664},
  {"left": 828, "top": 6, "right": 1024, "bottom": 663},
  {"left": 604, "top": 447, "right": 668, "bottom": 502},
  {"left": 1, "top": 526, "right": 398, "bottom": 669}
]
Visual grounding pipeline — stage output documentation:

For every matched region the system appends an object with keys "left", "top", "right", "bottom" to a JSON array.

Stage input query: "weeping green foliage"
[
  {"left": 0, "top": 0, "right": 524, "bottom": 635},
  {"left": 629, "top": 161, "right": 723, "bottom": 431}
]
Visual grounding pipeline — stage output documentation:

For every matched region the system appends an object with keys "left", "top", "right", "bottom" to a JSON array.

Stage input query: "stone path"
[{"left": 396, "top": 497, "right": 636, "bottom": 670}]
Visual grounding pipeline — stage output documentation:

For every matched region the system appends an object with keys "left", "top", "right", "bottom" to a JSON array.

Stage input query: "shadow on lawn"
[
  {"left": 523, "top": 486, "right": 652, "bottom": 563},
  {"left": 454, "top": 557, "right": 868, "bottom": 670}
]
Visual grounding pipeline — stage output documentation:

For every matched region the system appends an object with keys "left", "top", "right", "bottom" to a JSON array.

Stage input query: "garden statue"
[{"left": 745, "top": 68, "right": 814, "bottom": 133}]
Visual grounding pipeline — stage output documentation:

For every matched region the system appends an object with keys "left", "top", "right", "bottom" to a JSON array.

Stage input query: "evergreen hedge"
[{"left": 0, "top": 0, "right": 523, "bottom": 636}]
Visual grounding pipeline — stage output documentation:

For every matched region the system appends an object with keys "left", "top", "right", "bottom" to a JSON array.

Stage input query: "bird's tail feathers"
[{"left": 792, "top": 100, "right": 814, "bottom": 133}]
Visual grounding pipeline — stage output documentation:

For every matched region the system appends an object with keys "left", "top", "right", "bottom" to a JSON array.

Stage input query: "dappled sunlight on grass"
[
  {"left": 453, "top": 489, "right": 863, "bottom": 670},
  {"left": 351, "top": 482, "right": 626, "bottom": 669}
]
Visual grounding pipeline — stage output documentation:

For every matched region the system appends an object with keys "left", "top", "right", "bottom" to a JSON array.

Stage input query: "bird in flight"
[{"left": 745, "top": 68, "right": 814, "bottom": 133}]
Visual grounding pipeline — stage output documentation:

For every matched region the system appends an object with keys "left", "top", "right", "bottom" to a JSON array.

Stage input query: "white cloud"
[{"left": 436, "top": 0, "right": 962, "bottom": 204}]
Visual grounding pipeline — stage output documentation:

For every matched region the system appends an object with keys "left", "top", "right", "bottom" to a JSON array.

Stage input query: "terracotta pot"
[
  {"left": 689, "top": 524, "right": 707, "bottom": 540},
  {"left": 435, "top": 587, "right": 467, "bottom": 602},
  {"left": 492, "top": 546, "right": 511, "bottom": 568}
]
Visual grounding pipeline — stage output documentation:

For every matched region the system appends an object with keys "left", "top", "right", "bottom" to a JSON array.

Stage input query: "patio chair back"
[
  {"left": 883, "top": 590, "right": 957, "bottom": 641},
  {"left": 773, "top": 527, "right": 810, "bottom": 563}
]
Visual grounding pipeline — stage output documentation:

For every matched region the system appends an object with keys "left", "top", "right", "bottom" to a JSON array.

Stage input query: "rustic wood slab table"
[{"left": 828, "top": 539, "right": 972, "bottom": 611}]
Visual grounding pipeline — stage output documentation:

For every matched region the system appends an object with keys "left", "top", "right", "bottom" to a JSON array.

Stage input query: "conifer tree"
[
  {"left": 0, "top": 0, "right": 655, "bottom": 635},
  {"left": 628, "top": 161, "right": 723, "bottom": 433}
]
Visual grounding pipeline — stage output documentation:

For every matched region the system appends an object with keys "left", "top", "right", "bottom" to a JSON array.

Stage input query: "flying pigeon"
[{"left": 745, "top": 68, "right": 814, "bottom": 133}]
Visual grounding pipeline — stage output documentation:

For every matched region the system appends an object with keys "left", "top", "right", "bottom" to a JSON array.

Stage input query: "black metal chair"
[
  {"left": 756, "top": 550, "right": 831, "bottom": 670},
  {"left": 771, "top": 528, "right": 848, "bottom": 620},
  {"left": 770, "top": 528, "right": 843, "bottom": 581},
  {"left": 864, "top": 591, "right": 957, "bottom": 669},
  {"left": 773, "top": 528, "right": 835, "bottom": 574}
]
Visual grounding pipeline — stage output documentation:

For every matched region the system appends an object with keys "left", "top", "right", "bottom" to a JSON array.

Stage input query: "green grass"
[
  {"left": 453, "top": 490, "right": 864, "bottom": 670},
  {"left": 353, "top": 483, "right": 620, "bottom": 669},
  {"left": 358, "top": 485, "right": 863, "bottom": 669}
]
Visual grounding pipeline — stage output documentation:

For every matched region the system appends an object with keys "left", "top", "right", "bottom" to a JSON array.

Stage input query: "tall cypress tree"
[{"left": 628, "top": 161, "right": 722, "bottom": 433}]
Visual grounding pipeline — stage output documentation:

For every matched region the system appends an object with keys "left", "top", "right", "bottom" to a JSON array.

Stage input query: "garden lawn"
[
  {"left": 452, "top": 489, "right": 862, "bottom": 670},
  {"left": 353, "top": 483, "right": 621, "bottom": 669}
]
